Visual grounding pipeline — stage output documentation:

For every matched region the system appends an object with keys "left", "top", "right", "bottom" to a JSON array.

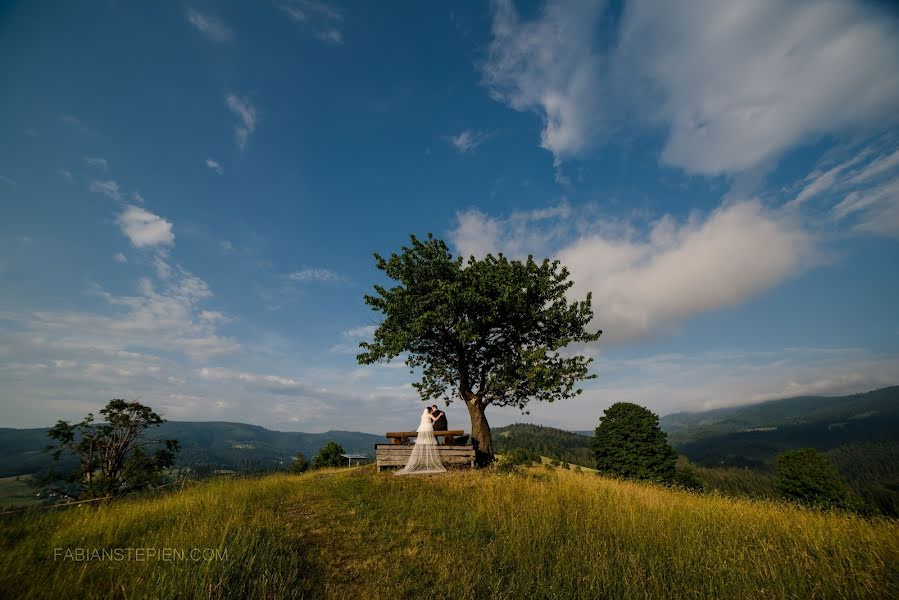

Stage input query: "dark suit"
[{"left": 432, "top": 410, "right": 448, "bottom": 431}]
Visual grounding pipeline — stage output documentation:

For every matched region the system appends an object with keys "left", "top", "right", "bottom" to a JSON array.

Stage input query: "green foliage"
[
  {"left": 291, "top": 453, "right": 310, "bottom": 474},
  {"left": 592, "top": 403, "right": 677, "bottom": 483},
  {"left": 357, "top": 234, "right": 601, "bottom": 460},
  {"left": 39, "top": 399, "right": 179, "bottom": 500},
  {"left": 775, "top": 448, "right": 856, "bottom": 510},
  {"left": 311, "top": 442, "right": 345, "bottom": 469},
  {"left": 826, "top": 441, "right": 899, "bottom": 517},
  {"left": 673, "top": 457, "right": 705, "bottom": 491},
  {"left": 501, "top": 447, "right": 538, "bottom": 466}
]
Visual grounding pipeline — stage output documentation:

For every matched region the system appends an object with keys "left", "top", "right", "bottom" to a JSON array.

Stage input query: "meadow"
[{"left": 1, "top": 466, "right": 896, "bottom": 599}]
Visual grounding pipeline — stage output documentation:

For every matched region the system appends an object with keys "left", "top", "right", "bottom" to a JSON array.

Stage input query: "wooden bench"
[
  {"left": 385, "top": 430, "right": 465, "bottom": 445},
  {"left": 375, "top": 444, "right": 475, "bottom": 471}
]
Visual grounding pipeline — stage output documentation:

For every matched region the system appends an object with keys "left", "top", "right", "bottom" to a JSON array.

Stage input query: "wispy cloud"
[
  {"left": 89, "top": 179, "right": 122, "bottom": 200},
  {"left": 483, "top": 0, "right": 899, "bottom": 175},
  {"left": 113, "top": 252, "right": 127, "bottom": 263},
  {"left": 60, "top": 114, "right": 87, "bottom": 132},
  {"left": 0, "top": 175, "right": 18, "bottom": 187},
  {"left": 116, "top": 205, "right": 175, "bottom": 248},
  {"left": 276, "top": 0, "right": 344, "bottom": 44},
  {"left": 186, "top": 8, "right": 232, "bottom": 43},
  {"left": 444, "top": 130, "right": 492, "bottom": 154},
  {"left": 84, "top": 156, "right": 108, "bottom": 170},
  {"left": 57, "top": 169, "right": 74, "bottom": 183},
  {"left": 225, "top": 94, "right": 257, "bottom": 151},
  {"left": 205, "top": 158, "right": 224, "bottom": 174},
  {"left": 329, "top": 325, "right": 377, "bottom": 354},
  {"left": 286, "top": 268, "right": 343, "bottom": 283}
]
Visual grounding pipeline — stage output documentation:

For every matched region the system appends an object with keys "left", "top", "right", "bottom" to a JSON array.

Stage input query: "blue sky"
[{"left": 2, "top": 0, "right": 898, "bottom": 433}]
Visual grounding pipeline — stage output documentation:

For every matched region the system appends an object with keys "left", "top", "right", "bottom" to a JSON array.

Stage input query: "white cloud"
[
  {"left": 0, "top": 175, "right": 18, "bottom": 187},
  {"left": 220, "top": 240, "right": 234, "bottom": 253},
  {"left": 832, "top": 176, "right": 899, "bottom": 238},
  {"left": 483, "top": 0, "right": 605, "bottom": 162},
  {"left": 286, "top": 268, "right": 343, "bottom": 283},
  {"left": 186, "top": 8, "right": 232, "bottom": 43},
  {"left": 276, "top": 0, "right": 344, "bottom": 43},
  {"left": 225, "top": 94, "right": 257, "bottom": 151},
  {"left": 113, "top": 252, "right": 127, "bottom": 263},
  {"left": 89, "top": 179, "right": 122, "bottom": 201},
  {"left": 483, "top": 0, "right": 899, "bottom": 175},
  {"left": 444, "top": 130, "right": 492, "bottom": 154},
  {"left": 84, "top": 156, "right": 108, "bottom": 170},
  {"left": 450, "top": 199, "right": 813, "bottom": 343},
  {"left": 116, "top": 204, "right": 175, "bottom": 248},
  {"left": 619, "top": 0, "right": 899, "bottom": 175},
  {"left": 205, "top": 158, "right": 224, "bottom": 174},
  {"left": 57, "top": 169, "right": 74, "bottom": 183},
  {"left": 850, "top": 148, "right": 899, "bottom": 184}
]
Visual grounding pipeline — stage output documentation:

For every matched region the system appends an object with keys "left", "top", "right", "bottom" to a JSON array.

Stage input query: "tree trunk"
[{"left": 466, "top": 401, "right": 494, "bottom": 465}]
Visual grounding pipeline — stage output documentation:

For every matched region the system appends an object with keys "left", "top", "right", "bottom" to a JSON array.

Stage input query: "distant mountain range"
[
  {"left": 659, "top": 386, "right": 899, "bottom": 467},
  {"left": 0, "top": 421, "right": 383, "bottom": 477},
  {"left": 3, "top": 386, "right": 896, "bottom": 478}
]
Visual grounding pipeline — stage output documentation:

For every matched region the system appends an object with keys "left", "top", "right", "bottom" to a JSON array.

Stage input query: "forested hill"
[
  {"left": 659, "top": 386, "right": 899, "bottom": 445},
  {"left": 494, "top": 424, "right": 593, "bottom": 467},
  {"left": 0, "top": 422, "right": 382, "bottom": 477}
]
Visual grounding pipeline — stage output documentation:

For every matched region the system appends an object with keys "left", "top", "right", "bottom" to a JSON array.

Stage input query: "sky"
[{"left": 1, "top": 0, "right": 899, "bottom": 434}]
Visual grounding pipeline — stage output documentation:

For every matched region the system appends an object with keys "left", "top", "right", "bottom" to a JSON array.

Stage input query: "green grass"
[
  {"left": 0, "top": 475, "right": 42, "bottom": 509},
  {"left": 1, "top": 467, "right": 897, "bottom": 599}
]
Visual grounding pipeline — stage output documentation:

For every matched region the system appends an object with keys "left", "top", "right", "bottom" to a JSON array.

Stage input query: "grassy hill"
[
  {"left": 0, "top": 422, "right": 383, "bottom": 478},
  {"left": 1, "top": 467, "right": 896, "bottom": 599}
]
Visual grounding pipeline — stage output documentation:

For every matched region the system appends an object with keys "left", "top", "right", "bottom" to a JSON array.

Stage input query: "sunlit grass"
[{"left": 2, "top": 467, "right": 896, "bottom": 599}]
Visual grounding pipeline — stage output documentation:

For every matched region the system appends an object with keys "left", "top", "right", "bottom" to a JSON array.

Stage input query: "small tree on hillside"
[
  {"left": 291, "top": 453, "right": 310, "bottom": 474},
  {"left": 357, "top": 234, "right": 601, "bottom": 463},
  {"left": 312, "top": 442, "right": 345, "bottom": 469},
  {"left": 40, "top": 399, "right": 179, "bottom": 500},
  {"left": 592, "top": 403, "right": 677, "bottom": 482},
  {"left": 776, "top": 448, "right": 855, "bottom": 510}
]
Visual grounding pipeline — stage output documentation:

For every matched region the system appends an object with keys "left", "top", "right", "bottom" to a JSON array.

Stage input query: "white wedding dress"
[{"left": 395, "top": 409, "right": 446, "bottom": 475}]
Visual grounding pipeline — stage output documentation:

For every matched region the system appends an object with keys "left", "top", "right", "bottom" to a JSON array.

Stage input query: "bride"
[{"left": 395, "top": 407, "right": 446, "bottom": 475}]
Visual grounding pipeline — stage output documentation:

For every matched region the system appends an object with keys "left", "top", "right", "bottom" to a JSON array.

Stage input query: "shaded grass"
[{"left": 2, "top": 467, "right": 897, "bottom": 599}]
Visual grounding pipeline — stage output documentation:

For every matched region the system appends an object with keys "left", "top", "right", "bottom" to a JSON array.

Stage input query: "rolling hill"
[{"left": 0, "top": 422, "right": 383, "bottom": 477}]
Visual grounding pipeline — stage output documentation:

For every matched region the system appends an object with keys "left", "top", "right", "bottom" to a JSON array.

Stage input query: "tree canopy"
[
  {"left": 312, "top": 442, "right": 346, "bottom": 469},
  {"left": 41, "top": 399, "right": 179, "bottom": 499},
  {"left": 591, "top": 402, "right": 677, "bottom": 482},
  {"left": 358, "top": 234, "right": 601, "bottom": 461},
  {"left": 776, "top": 448, "right": 856, "bottom": 510}
]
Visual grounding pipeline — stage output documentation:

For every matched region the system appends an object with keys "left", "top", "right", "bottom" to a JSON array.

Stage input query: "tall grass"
[{"left": 2, "top": 467, "right": 896, "bottom": 599}]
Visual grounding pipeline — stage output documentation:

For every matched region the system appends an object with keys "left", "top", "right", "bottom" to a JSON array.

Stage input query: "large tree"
[
  {"left": 357, "top": 234, "right": 601, "bottom": 463},
  {"left": 591, "top": 402, "right": 677, "bottom": 482},
  {"left": 41, "top": 399, "right": 179, "bottom": 500},
  {"left": 776, "top": 448, "right": 856, "bottom": 510}
]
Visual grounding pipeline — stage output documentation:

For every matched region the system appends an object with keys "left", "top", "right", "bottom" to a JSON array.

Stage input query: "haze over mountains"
[{"left": 3, "top": 386, "right": 895, "bottom": 477}]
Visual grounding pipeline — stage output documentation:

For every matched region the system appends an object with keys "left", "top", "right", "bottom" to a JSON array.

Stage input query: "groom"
[{"left": 430, "top": 404, "right": 448, "bottom": 431}]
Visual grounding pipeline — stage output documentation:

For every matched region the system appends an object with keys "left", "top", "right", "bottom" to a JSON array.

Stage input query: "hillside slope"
[
  {"left": 494, "top": 423, "right": 593, "bottom": 466},
  {"left": 660, "top": 386, "right": 899, "bottom": 445},
  {"left": 2, "top": 467, "right": 895, "bottom": 599}
]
